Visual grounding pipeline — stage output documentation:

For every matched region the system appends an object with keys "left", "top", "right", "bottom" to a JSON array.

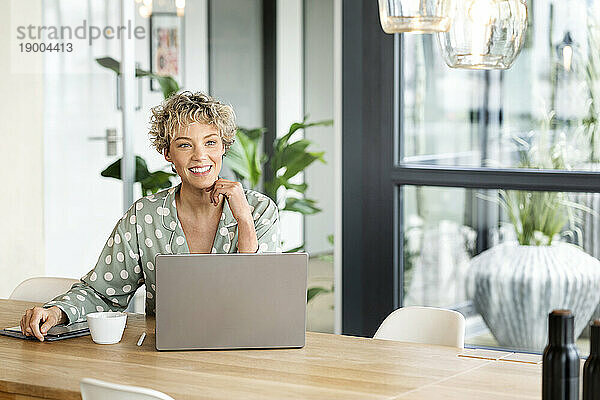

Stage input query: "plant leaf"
[
  {"left": 272, "top": 139, "right": 312, "bottom": 171},
  {"left": 239, "top": 127, "right": 265, "bottom": 141},
  {"left": 274, "top": 119, "right": 333, "bottom": 153},
  {"left": 238, "top": 129, "right": 263, "bottom": 188},
  {"left": 223, "top": 128, "right": 264, "bottom": 189},
  {"left": 152, "top": 75, "right": 180, "bottom": 98},
  {"left": 225, "top": 141, "right": 252, "bottom": 180},
  {"left": 96, "top": 57, "right": 121, "bottom": 74},
  {"left": 140, "top": 171, "right": 176, "bottom": 195},
  {"left": 307, "top": 287, "right": 330, "bottom": 302},
  {"left": 96, "top": 56, "right": 151, "bottom": 77},
  {"left": 282, "top": 151, "right": 325, "bottom": 180},
  {"left": 263, "top": 180, "right": 279, "bottom": 201},
  {"left": 101, "top": 156, "right": 152, "bottom": 183},
  {"left": 283, "top": 198, "right": 321, "bottom": 214},
  {"left": 284, "top": 244, "right": 305, "bottom": 253},
  {"left": 282, "top": 182, "right": 308, "bottom": 193}
]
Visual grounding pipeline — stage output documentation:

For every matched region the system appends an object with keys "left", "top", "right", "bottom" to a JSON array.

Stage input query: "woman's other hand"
[
  {"left": 206, "top": 179, "right": 253, "bottom": 222},
  {"left": 20, "top": 306, "right": 66, "bottom": 341}
]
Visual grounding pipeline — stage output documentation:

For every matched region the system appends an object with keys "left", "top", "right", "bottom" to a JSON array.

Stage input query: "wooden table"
[{"left": 0, "top": 299, "right": 545, "bottom": 399}]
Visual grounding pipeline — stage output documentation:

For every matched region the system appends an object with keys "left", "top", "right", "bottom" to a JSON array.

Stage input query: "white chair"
[
  {"left": 9, "top": 277, "right": 79, "bottom": 303},
  {"left": 373, "top": 306, "right": 465, "bottom": 348},
  {"left": 80, "top": 378, "right": 175, "bottom": 400}
]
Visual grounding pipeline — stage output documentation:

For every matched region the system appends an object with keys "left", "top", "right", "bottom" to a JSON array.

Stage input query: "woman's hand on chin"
[{"left": 205, "top": 178, "right": 253, "bottom": 222}]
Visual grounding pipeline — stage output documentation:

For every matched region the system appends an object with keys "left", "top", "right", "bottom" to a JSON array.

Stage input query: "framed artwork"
[{"left": 149, "top": 12, "right": 184, "bottom": 91}]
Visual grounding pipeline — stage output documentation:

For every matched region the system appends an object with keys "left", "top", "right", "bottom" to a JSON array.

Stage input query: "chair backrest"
[
  {"left": 80, "top": 378, "right": 175, "bottom": 400},
  {"left": 9, "top": 277, "right": 79, "bottom": 303},
  {"left": 373, "top": 306, "right": 465, "bottom": 348}
]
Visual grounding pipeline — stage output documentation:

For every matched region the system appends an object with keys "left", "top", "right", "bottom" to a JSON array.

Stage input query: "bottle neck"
[{"left": 548, "top": 313, "right": 575, "bottom": 346}]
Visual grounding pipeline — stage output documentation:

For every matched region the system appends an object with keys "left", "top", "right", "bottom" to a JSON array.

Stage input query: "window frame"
[{"left": 341, "top": 0, "right": 600, "bottom": 337}]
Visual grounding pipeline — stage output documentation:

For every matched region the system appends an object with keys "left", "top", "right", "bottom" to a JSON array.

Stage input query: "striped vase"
[{"left": 467, "top": 242, "right": 600, "bottom": 351}]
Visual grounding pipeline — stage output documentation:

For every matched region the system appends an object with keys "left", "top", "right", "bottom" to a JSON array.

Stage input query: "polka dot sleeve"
[
  {"left": 44, "top": 204, "right": 144, "bottom": 324},
  {"left": 253, "top": 197, "right": 281, "bottom": 253}
]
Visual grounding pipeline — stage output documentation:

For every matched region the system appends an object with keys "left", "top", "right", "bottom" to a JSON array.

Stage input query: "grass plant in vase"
[{"left": 468, "top": 143, "right": 600, "bottom": 351}]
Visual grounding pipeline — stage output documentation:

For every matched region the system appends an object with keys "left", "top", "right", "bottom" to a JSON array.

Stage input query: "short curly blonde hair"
[{"left": 149, "top": 91, "right": 237, "bottom": 154}]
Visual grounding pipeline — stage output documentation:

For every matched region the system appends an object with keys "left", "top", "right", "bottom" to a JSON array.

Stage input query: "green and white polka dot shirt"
[{"left": 44, "top": 184, "right": 281, "bottom": 324}]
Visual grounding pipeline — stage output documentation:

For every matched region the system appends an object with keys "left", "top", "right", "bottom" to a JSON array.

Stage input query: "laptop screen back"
[{"left": 155, "top": 253, "right": 308, "bottom": 350}]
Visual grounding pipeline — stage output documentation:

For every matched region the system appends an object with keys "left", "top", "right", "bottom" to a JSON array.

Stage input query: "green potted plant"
[
  {"left": 224, "top": 119, "right": 333, "bottom": 302},
  {"left": 224, "top": 118, "right": 333, "bottom": 251},
  {"left": 468, "top": 139, "right": 600, "bottom": 351}
]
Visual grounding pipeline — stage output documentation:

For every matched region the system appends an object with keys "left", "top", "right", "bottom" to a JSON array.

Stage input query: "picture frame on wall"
[{"left": 149, "top": 12, "right": 184, "bottom": 91}]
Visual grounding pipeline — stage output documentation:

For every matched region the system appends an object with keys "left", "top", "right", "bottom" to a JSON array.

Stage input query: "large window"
[
  {"left": 403, "top": 185, "right": 600, "bottom": 353},
  {"left": 399, "top": 0, "right": 600, "bottom": 353},
  {"left": 402, "top": 1, "right": 600, "bottom": 170}
]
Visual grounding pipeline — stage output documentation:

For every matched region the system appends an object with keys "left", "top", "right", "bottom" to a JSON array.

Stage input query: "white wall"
[
  {"left": 304, "top": 0, "right": 334, "bottom": 255},
  {"left": 0, "top": 0, "right": 45, "bottom": 298},
  {"left": 277, "top": 0, "right": 304, "bottom": 251}
]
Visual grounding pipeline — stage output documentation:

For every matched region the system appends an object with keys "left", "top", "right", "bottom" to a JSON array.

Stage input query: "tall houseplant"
[
  {"left": 468, "top": 144, "right": 600, "bottom": 351},
  {"left": 225, "top": 118, "right": 333, "bottom": 250},
  {"left": 225, "top": 119, "right": 333, "bottom": 302}
]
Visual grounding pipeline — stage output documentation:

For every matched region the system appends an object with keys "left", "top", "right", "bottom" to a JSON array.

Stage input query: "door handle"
[{"left": 88, "top": 128, "right": 122, "bottom": 157}]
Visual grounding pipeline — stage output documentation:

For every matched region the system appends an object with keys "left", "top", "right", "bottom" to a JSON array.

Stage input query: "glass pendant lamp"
[
  {"left": 378, "top": 0, "right": 453, "bottom": 33},
  {"left": 437, "top": 0, "right": 528, "bottom": 69}
]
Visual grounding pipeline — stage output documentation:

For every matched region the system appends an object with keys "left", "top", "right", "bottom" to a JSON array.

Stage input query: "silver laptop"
[{"left": 155, "top": 253, "right": 308, "bottom": 351}]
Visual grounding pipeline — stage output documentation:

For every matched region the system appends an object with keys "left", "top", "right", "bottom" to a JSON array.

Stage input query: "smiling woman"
[{"left": 19, "top": 91, "right": 281, "bottom": 341}]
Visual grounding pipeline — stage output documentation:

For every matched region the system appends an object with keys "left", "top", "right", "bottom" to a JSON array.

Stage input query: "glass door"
[{"left": 43, "top": 0, "right": 126, "bottom": 279}]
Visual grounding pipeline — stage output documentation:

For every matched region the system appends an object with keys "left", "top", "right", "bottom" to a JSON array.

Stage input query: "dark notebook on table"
[{"left": 0, "top": 321, "right": 89, "bottom": 341}]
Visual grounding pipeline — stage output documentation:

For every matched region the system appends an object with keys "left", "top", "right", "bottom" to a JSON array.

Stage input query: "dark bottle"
[
  {"left": 543, "top": 310, "right": 580, "bottom": 400},
  {"left": 583, "top": 320, "right": 600, "bottom": 400}
]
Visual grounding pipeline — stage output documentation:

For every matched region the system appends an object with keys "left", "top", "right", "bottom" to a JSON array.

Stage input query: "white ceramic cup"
[{"left": 86, "top": 312, "right": 127, "bottom": 344}]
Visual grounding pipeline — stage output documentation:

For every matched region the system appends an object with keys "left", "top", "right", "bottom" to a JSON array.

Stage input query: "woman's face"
[{"left": 165, "top": 122, "right": 225, "bottom": 190}]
